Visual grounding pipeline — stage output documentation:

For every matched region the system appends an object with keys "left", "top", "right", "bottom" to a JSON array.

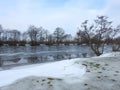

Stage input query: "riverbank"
[{"left": 0, "top": 52, "right": 120, "bottom": 90}]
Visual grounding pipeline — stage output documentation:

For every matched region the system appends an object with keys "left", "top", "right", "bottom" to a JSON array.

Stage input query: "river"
[{"left": 0, "top": 45, "right": 100, "bottom": 68}]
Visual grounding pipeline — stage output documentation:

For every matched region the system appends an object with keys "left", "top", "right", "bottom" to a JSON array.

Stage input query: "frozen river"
[{"left": 0, "top": 45, "right": 95, "bottom": 67}]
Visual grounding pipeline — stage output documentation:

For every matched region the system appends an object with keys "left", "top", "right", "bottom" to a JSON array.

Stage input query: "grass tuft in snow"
[
  {"left": 47, "top": 77, "right": 62, "bottom": 81},
  {"left": 97, "top": 76, "right": 101, "bottom": 79},
  {"left": 94, "top": 64, "right": 100, "bottom": 68},
  {"left": 84, "top": 83, "right": 88, "bottom": 86},
  {"left": 42, "top": 79, "right": 46, "bottom": 82},
  {"left": 111, "top": 79, "right": 116, "bottom": 82},
  {"left": 105, "top": 64, "right": 109, "bottom": 66},
  {"left": 47, "top": 81, "right": 51, "bottom": 84},
  {"left": 47, "top": 78, "right": 55, "bottom": 80}
]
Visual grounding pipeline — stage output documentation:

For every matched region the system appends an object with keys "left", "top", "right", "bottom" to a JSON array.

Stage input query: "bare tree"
[
  {"left": 22, "top": 32, "right": 28, "bottom": 41},
  {"left": 27, "top": 25, "right": 39, "bottom": 46},
  {"left": 18, "top": 32, "right": 27, "bottom": 46},
  {"left": 10, "top": 30, "right": 21, "bottom": 41},
  {"left": 6, "top": 30, "right": 21, "bottom": 46},
  {"left": 38, "top": 27, "right": 49, "bottom": 43},
  {"left": 77, "top": 16, "right": 112, "bottom": 56},
  {"left": 75, "top": 26, "right": 92, "bottom": 45},
  {"left": 63, "top": 34, "right": 72, "bottom": 42},
  {"left": 47, "top": 34, "right": 54, "bottom": 45},
  {"left": 75, "top": 30, "right": 82, "bottom": 45},
  {"left": 53, "top": 27, "right": 65, "bottom": 45},
  {"left": 63, "top": 34, "right": 72, "bottom": 45}
]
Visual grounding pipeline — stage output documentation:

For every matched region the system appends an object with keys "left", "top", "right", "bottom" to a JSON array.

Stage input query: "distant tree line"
[
  {"left": 0, "top": 16, "right": 120, "bottom": 56},
  {"left": 0, "top": 25, "right": 74, "bottom": 46}
]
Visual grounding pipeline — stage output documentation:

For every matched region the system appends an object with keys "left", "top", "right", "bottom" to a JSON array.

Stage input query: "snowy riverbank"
[
  {"left": 0, "top": 59, "right": 86, "bottom": 87},
  {"left": 0, "top": 52, "right": 120, "bottom": 90}
]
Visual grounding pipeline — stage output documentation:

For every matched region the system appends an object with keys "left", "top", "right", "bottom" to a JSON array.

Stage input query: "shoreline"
[{"left": 0, "top": 56, "right": 120, "bottom": 90}]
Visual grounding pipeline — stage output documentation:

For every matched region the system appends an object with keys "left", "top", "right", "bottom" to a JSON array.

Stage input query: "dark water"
[{"left": 0, "top": 45, "right": 95, "bottom": 68}]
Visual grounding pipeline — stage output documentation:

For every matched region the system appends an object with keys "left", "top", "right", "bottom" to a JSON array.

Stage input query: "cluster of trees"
[
  {"left": 0, "top": 25, "right": 73, "bottom": 46},
  {"left": 0, "top": 16, "right": 120, "bottom": 56}
]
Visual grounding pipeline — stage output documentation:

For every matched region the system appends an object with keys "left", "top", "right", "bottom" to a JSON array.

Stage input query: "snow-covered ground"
[
  {"left": 0, "top": 59, "right": 86, "bottom": 87},
  {"left": 0, "top": 52, "right": 120, "bottom": 90}
]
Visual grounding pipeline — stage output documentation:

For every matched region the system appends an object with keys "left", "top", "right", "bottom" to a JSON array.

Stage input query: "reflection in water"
[
  {"left": 0, "top": 45, "right": 96, "bottom": 68},
  {"left": 27, "top": 56, "right": 39, "bottom": 64}
]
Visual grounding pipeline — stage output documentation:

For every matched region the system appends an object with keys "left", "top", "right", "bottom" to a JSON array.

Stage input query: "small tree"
[
  {"left": 78, "top": 16, "right": 112, "bottom": 56},
  {"left": 53, "top": 27, "right": 65, "bottom": 45},
  {"left": 63, "top": 34, "right": 72, "bottom": 45},
  {"left": 27, "top": 25, "right": 39, "bottom": 46},
  {"left": 38, "top": 27, "right": 49, "bottom": 43},
  {"left": 47, "top": 34, "right": 54, "bottom": 45},
  {"left": 8, "top": 30, "right": 21, "bottom": 46}
]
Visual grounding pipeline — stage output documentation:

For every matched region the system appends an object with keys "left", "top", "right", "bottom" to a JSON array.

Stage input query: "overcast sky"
[{"left": 0, "top": 0, "right": 120, "bottom": 35}]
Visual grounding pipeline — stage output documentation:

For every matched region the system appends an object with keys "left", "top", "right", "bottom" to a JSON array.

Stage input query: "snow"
[
  {"left": 100, "top": 52, "right": 120, "bottom": 57},
  {"left": 1, "top": 52, "right": 120, "bottom": 90},
  {"left": 0, "top": 59, "right": 86, "bottom": 87},
  {"left": 46, "top": 55, "right": 54, "bottom": 61}
]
